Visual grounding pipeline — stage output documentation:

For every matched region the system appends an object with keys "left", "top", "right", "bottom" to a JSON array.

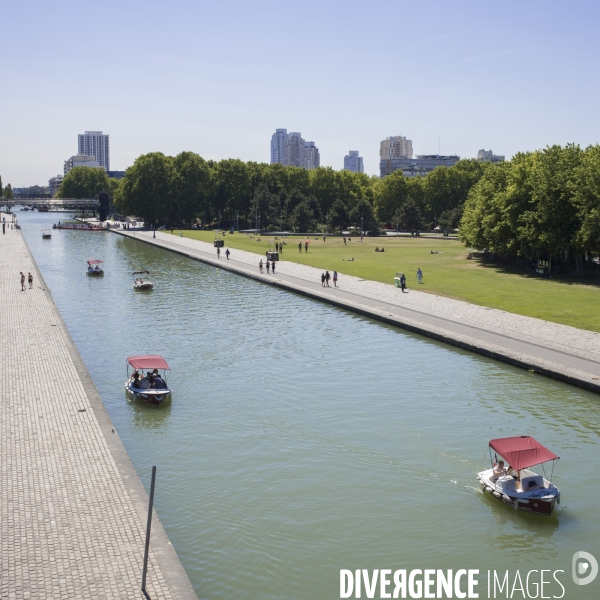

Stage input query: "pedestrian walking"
[
  {"left": 225, "top": 248, "right": 230, "bottom": 260},
  {"left": 259, "top": 259, "right": 263, "bottom": 273},
  {"left": 343, "top": 237, "right": 346, "bottom": 245},
  {"left": 275, "top": 242, "right": 279, "bottom": 252},
  {"left": 321, "top": 273, "right": 325, "bottom": 287},
  {"left": 333, "top": 271, "right": 338, "bottom": 287},
  {"left": 28, "top": 272, "right": 33, "bottom": 289},
  {"left": 272, "top": 261, "right": 276, "bottom": 274},
  {"left": 400, "top": 273, "right": 406, "bottom": 292},
  {"left": 20, "top": 272, "right": 26, "bottom": 291},
  {"left": 305, "top": 241, "right": 308, "bottom": 252},
  {"left": 279, "top": 243, "right": 283, "bottom": 254},
  {"left": 266, "top": 261, "right": 270, "bottom": 273},
  {"left": 298, "top": 242, "right": 302, "bottom": 253},
  {"left": 416, "top": 268, "right": 423, "bottom": 284},
  {"left": 2, "top": 223, "right": 5, "bottom": 234},
  {"left": 325, "top": 271, "right": 330, "bottom": 287},
  {"left": 217, "top": 246, "right": 221, "bottom": 258}
]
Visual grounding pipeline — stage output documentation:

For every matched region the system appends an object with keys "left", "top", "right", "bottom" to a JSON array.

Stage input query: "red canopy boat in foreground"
[
  {"left": 86, "top": 259, "right": 104, "bottom": 276},
  {"left": 125, "top": 355, "right": 172, "bottom": 406},
  {"left": 477, "top": 436, "right": 560, "bottom": 516}
]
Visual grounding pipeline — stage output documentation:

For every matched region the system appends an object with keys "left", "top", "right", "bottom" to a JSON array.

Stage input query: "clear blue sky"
[{"left": 2, "top": 0, "right": 599, "bottom": 186}]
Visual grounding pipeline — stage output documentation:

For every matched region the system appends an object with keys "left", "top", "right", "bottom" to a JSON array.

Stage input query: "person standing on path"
[
  {"left": 20, "top": 272, "right": 26, "bottom": 291},
  {"left": 321, "top": 273, "right": 325, "bottom": 287},
  {"left": 416, "top": 268, "right": 423, "bottom": 284},
  {"left": 259, "top": 259, "right": 263, "bottom": 273},
  {"left": 266, "top": 261, "right": 270, "bottom": 273},
  {"left": 225, "top": 248, "right": 230, "bottom": 260},
  {"left": 305, "top": 241, "right": 308, "bottom": 253},
  {"left": 2, "top": 222, "right": 5, "bottom": 234},
  {"left": 217, "top": 246, "right": 221, "bottom": 259},
  {"left": 275, "top": 242, "right": 279, "bottom": 252},
  {"left": 333, "top": 271, "right": 338, "bottom": 287},
  {"left": 400, "top": 273, "right": 406, "bottom": 292},
  {"left": 325, "top": 271, "right": 330, "bottom": 287},
  {"left": 298, "top": 242, "right": 302, "bottom": 253},
  {"left": 28, "top": 272, "right": 33, "bottom": 289},
  {"left": 272, "top": 261, "right": 276, "bottom": 274}
]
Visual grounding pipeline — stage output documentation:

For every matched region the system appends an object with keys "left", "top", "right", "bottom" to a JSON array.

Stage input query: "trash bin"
[
  {"left": 230, "top": 227, "right": 235, "bottom": 234},
  {"left": 214, "top": 240, "right": 224, "bottom": 248}
]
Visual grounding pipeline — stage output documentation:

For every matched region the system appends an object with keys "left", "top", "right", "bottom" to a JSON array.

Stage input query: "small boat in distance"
[
  {"left": 125, "top": 355, "right": 172, "bottom": 406},
  {"left": 477, "top": 436, "right": 560, "bottom": 516},
  {"left": 86, "top": 259, "right": 104, "bottom": 276},
  {"left": 42, "top": 228, "right": 52, "bottom": 239},
  {"left": 132, "top": 270, "right": 154, "bottom": 291}
]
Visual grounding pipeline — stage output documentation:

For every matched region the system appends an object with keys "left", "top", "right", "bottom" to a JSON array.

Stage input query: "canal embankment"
[
  {"left": 0, "top": 219, "right": 197, "bottom": 599},
  {"left": 113, "top": 229, "right": 600, "bottom": 394}
]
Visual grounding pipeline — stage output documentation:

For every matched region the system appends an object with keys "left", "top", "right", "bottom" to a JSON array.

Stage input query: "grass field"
[{"left": 168, "top": 230, "right": 600, "bottom": 332}]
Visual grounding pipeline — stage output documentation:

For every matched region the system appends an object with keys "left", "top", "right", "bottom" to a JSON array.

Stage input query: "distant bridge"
[{"left": 2, "top": 198, "right": 100, "bottom": 212}]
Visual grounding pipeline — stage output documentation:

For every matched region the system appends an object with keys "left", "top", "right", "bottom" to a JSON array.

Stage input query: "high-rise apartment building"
[
  {"left": 477, "top": 149, "right": 504, "bottom": 163},
  {"left": 78, "top": 131, "right": 110, "bottom": 171},
  {"left": 344, "top": 151, "right": 364, "bottom": 173},
  {"left": 380, "top": 136, "right": 413, "bottom": 160},
  {"left": 270, "top": 129, "right": 320, "bottom": 170}
]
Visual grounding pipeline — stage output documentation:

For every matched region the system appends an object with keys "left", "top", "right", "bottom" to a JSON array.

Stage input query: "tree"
[
  {"left": 350, "top": 198, "right": 379, "bottom": 234},
  {"left": 573, "top": 145, "right": 600, "bottom": 263},
  {"left": 4, "top": 183, "right": 14, "bottom": 200},
  {"left": 328, "top": 199, "right": 349, "bottom": 233},
  {"left": 399, "top": 197, "right": 424, "bottom": 231},
  {"left": 172, "top": 152, "right": 212, "bottom": 225},
  {"left": 114, "top": 153, "right": 173, "bottom": 225},
  {"left": 293, "top": 200, "right": 315, "bottom": 233},
  {"left": 57, "top": 167, "right": 111, "bottom": 199},
  {"left": 0, "top": 175, "right": 3, "bottom": 196}
]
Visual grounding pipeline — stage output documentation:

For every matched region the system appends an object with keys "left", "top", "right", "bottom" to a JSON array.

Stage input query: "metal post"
[{"left": 141, "top": 466, "right": 156, "bottom": 597}]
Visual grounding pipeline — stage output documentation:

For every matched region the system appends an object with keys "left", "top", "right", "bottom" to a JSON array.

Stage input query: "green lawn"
[{"left": 168, "top": 230, "right": 600, "bottom": 332}]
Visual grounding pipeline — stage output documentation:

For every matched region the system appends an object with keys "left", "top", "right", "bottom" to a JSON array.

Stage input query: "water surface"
[{"left": 20, "top": 212, "right": 600, "bottom": 599}]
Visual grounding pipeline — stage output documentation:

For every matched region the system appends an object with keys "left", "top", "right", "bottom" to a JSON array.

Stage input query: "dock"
[{"left": 0, "top": 221, "right": 197, "bottom": 599}]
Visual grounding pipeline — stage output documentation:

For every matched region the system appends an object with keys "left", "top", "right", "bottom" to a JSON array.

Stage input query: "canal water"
[{"left": 19, "top": 212, "right": 600, "bottom": 599}]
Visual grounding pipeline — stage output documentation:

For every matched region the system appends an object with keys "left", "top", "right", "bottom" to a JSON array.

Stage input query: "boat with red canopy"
[
  {"left": 86, "top": 259, "right": 104, "bottom": 276},
  {"left": 125, "top": 355, "right": 172, "bottom": 406},
  {"left": 477, "top": 436, "right": 560, "bottom": 516}
]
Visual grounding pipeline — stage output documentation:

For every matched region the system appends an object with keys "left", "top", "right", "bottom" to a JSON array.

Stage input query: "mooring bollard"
[{"left": 142, "top": 465, "right": 157, "bottom": 598}]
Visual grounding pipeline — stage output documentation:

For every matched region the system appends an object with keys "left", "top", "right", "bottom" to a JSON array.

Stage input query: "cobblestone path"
[{"left": 0, "top": 224, "right": 183, "bottom": 598}]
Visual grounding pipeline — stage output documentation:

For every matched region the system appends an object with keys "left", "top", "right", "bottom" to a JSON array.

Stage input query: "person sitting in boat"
[
  {"left": 151, "top": 369, "right": 166, "bottom": 389},
  {"left": 94, "top": 265, "right": 100, "bottom": 271},
  {"left": 87, "top": 266, "right": 94, "bottom": 274},
  {"left": 493, "top": 460, "right": 512, "bottom": 480},
  {"left": 139, "top": 373, "right": 152, "bottom": 389},
  {"left": 131, "top": 370, "right": 141, "bottom": 388}
]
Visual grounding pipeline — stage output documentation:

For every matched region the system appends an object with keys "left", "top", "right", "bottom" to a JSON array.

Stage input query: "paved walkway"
[
  {"left": 0, "top": 222, "right": 197, "bottom": 598},
  {"left": 116, "top": 229, "right": 600, "bottom": 393}
]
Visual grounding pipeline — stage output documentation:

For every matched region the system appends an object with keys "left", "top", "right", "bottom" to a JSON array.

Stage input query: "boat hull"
[
  {"left": 477, "top": 469, "right": 559, "bottom": 517},
  {"left": 86, "top": 271, "right": 104, "bottom": 276},
  {"left": 125, "top": 382, "right": 171, "bottom": 406},
  {"left": 133, "top": 283, "right": 154, "bottom": 291}
]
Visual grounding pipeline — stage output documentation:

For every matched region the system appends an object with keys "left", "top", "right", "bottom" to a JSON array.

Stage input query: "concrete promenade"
[
  {"left": 116, "top": 229, "right": 600, "bottom": 393},
  {"left": 0, "top": 223, "right": 197, "bottom": 598}
]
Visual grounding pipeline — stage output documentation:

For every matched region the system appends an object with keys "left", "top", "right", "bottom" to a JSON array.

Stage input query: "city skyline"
[{"left": 2, "top": 1, "right": 600, "bottom": 186}]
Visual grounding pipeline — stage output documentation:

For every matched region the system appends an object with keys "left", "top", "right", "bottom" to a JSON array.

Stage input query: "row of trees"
[
  {"left": 460, "top": 144, "right": 600, "bottom": 274},
  {"left": 111, "top": 151, "right": 491, "bottom": 233},
  {"left": 0, "top": 175, "right": 14, "bottom": 200}
]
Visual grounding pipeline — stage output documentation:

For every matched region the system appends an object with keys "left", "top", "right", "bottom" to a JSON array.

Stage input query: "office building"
[
  {"left": 107, "top": 171, "right": 125, "bottom": 179},
  {"left": 380, "top": 136, "right": 413, "bottom": 161},
  {"left": 380, "top": 154, "right": 461, "bottom": 178},
  {"left": 64, "top": 154, "right": 101, "bottom": 175},
  {"left": 78, "top": 131, "right": 110, "bottom": 171},
  {"left": 270, "top": 129, "right": 320, "bottom": 170},
  {"left": 48, "top": 174, "right": 64, "bottom": 196},
  {"left": 477, "top": 149, "right": 505, "bottom": 163},
  {"left": 344, "top": 151, "right": 364, "bottom": 173}
]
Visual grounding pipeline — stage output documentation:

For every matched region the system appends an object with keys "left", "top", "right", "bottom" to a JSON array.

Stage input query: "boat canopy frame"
[
  {"left": 87, "top": 259, "right": 104, "bottom": 265},
  {"left": 488, "top": 436, "right": 559, "bottom": 479}
]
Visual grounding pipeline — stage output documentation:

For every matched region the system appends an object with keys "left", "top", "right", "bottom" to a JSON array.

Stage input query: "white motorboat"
[
  {"left": 132, "top": 270, "right": 154, "bottom": 291},
  {"left": 42, "top": 228, "right": 52, "bottom": 239},
  {"left": 125, "top": 355, "right": 172, "bottom": 406},
  {"left": 477, "top": 436, "right": 560, "bottom": 516},
  {"left": 86, "top": 259, "right": 104, "bottom": 276}
]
